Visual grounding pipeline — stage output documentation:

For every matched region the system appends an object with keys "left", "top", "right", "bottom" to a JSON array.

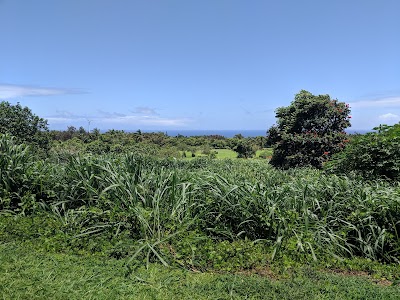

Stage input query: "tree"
[
  {"left": 267, "top": 90, "right": 351, "bottom": 169},
  {"left": 0, "top": 101, "right": 50, "bottom": 151},
  {"left": 233, "top": 141, "right": 255, "bottom": 158}
]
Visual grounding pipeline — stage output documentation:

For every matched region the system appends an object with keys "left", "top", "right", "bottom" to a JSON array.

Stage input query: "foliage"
[
  {"left": 0, "top": 101, "right": 50, "bottom": 151},
  {"left": 267, "top": 90, "right": 351, "bottom": 169},
  {"left": 233, "top": 141, "right": 255, "bottom": 158},
  {"left": 326, "top": 124, "right": 400, "bottom": 180},
  {"left": 257, "top": 148, "right": 273, "bottom": 159},
  {"left": 2, "top": 243, "right": 400, "bottom": 299},
  {"left": 0, "top": 134, "right": 48, "bottom": 213},
  {"left": 1, "top": 130, "right": 400, "bottom": 277}
]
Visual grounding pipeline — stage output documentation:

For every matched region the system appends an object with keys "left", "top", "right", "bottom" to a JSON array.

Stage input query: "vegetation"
[
  {"left": 48, "top": 127, "right": 267, "bottom": 160},
  {"left": 267, "top": 90, "right": 351, "bottom": 169},
  {"left": 2, "top": 133, "right": 400, "bottom": 265},
  {"left": 0, "top": 101, "right": 50, "bottom": 152},
  {"left": 326, "top": 124, "right": 400, "bottom": 180},
  {"left": 233, "top": 140, "right": 256, "bottom": 158},
  {"left": 2, "top": 242, "right": 399, "bottom": 299},
  {"left": 2, "top": 100, "right": 400, "bottom": 298}
]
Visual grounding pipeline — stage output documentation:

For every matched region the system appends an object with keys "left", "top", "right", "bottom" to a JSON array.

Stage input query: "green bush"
[
  {"left": 326, "top": 124, "right": 400, "bottom": 180},
  {"left": 233, "top": 141, "right": 255, "bottom": 158},
  {"left": 0, "top": 101, "right": 50, "bottom": 152},
  {"left": 0, "top": 134, "right": 35, "bottom": 211}
]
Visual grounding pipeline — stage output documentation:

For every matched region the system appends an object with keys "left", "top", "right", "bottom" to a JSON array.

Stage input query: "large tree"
[
  {"left": 0, "top": 101, "right": 50, "bottom": 151},
  {"left": 267, "top": 90, "right": 351, "bottom": 169}
]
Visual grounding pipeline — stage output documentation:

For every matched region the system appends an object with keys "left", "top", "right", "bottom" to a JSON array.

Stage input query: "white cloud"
[
  {"left": 378, "top": 113, "right": 400, "bottom": 122},
  {"left": 101, "top": 115, "right": 188, "bottom": 126},
  {"left": 45, "top": 110, "right": 190, "bottom": 127},
  {"left": 349, "top": 97, "right": 400, "bottom": 108},
  {"left": 46, "top": 117, "right": 84, "bottom": 124},
  {"left": 97, "top": 110, "right": 126, "bottom": 118},
  {"left": 0, "top": 84, "right": 83, "bottom": 99},
  {"left": 131, "top": 106, "right": 159, "bottom": 116}
]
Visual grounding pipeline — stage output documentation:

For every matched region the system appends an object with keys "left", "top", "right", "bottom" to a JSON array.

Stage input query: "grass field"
[
  {"left": 256, "top": 148, "right": 273, "bottom": 158},
  {"left": 181, "top": 149, "right": 238, "bottom": 159},
  {"left": 1, "top": 241, "right": 399, "bottom": 300},
  {"left": 181, "top": 148, "right": 273, "bottom": 159}
]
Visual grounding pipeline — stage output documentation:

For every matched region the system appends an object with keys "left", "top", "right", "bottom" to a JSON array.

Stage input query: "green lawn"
[
  {"left": 256, "top": 148, "right": 273, "bottom": 158},
  {"left": 181, "top": 149, "right": 238, "bottom": 159},
  {"left": 181, "top": 148, "right": 273, "bottom": 160},
  {"left": 213, "top": 148, "right": 238, "bottom": 159},
  {"left": 1, "top": 242, "right": 399, "bottom": 299}
]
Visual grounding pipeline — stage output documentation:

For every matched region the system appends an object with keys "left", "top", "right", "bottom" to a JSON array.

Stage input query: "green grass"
[
  {"left": 181, "top": 149, "right": 238, "bottom": 159},
  {"left": 1, "top": 242, "right": 399, "bottom": 300},
  {"left": 181, "top": 148, "right": 272, "bottom": 159},
  {"left": 256, "top": 148, "right": 273, "bottom": 158},
  {"left": 213, "top": 149, "right": 238, "bottom": 159}
]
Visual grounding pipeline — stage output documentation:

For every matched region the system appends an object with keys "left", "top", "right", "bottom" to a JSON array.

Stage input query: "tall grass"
[{"left": 1, "top": 134, "right": 399, "bottom": 266}]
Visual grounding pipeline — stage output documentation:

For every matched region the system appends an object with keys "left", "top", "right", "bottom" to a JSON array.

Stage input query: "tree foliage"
[
  {"left": 326, "top": 124, "right": 400, "bottom": 180},
  {"left": 267, "top": 90, "right": 351, "bottom": 169},
  {"left": 0, "top": 101, "right": 50, "bottom": 151},
  {"left": 233, "top": 141, "right": 255, "bottom": 158}
]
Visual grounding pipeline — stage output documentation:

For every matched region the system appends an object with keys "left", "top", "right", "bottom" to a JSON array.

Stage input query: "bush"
[
  {"left": 233, "top": 141, "right": 255, "bottom": 158},
  {"left": 326, "top": 124, "right": 400, "bottom": 180},
  {"left": 0, "top": 101, "right": 50, "bottom": 152},
  {"left": 0, "top": 134, "right": 49, "bottom": 212}
]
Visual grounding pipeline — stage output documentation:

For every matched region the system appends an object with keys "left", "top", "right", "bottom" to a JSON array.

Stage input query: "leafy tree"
[
  {"left": 0, "top": 101, "right": 50, "bottom": 151},
  {"left": 91, "top": 128, "right": 101, "bottom": 139},
  {"left": 78, "top": 126, "right": 86, "bottom": 135},
  {"left": 233, "top": 141, "right": 255, "bottom": 158},
  {"left": 325, "top": 124, "right": 400, "bottom": 180},
  {"left": 267, "top": 90, "right": 351, "bottom": 169}
]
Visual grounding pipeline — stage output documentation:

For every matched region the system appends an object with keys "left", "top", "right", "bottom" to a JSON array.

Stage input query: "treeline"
[{"left": 49, "top": 126, "right": 267, "bottom": 158}]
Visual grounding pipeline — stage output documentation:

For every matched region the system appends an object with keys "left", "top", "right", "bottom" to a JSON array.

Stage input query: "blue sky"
[{"left": 1, "top": 0, "right": 399, "bottom": 131}]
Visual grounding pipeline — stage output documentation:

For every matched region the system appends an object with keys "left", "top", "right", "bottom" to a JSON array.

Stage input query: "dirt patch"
[{"left": 235, "top": 266, "right": 279, "bottom": 280}]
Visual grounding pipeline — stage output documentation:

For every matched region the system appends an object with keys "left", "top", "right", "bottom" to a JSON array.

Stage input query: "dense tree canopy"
[
  {"left": 0, "top": 101, "right": 50, "bottom": 150},
  {"left": 267, "top": 90, "right": 351, "bottom": 169}
]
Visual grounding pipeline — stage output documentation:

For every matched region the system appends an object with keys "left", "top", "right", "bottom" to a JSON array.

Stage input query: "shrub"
[
  {"left": 326, "top": 124, "right": 400, "bottom": 180},
  {"left": 0, "top": 101, "right": 50, "bottom": 152},
  {"left": 233, "top": 141, "right": 255, "bottom": 158}
]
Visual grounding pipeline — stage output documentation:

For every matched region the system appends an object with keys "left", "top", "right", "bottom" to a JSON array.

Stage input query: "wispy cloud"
[
  {"left": 45, "top": 110, "right": 190, "bottom": 127},
  {"left": 349, "top": 96, "right": 400, "bottom": 108},
  {"left": 379, "top": 113, "right": 400, "bottom": 123},
  {"left": 97, "top": 110, "right": 126, "bottom": 118},
  {"left": 130, "top": 106, "right": 159, "bottom": 116},
  {"left": 0, "top": 83, "right": 84, "bottom": 99},
  {"left": 102, "top": 115, "right": 187, "bottom": 126}
]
